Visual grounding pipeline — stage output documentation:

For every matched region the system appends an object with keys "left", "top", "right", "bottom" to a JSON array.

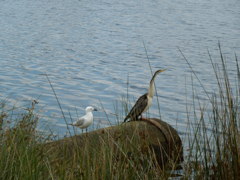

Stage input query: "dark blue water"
[{"left": 0, "top": 0, "right": 240, "bottom": 135}]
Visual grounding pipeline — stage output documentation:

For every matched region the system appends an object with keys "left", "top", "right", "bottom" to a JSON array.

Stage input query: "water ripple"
[{"left": 0, "top": 0, "right": 240, "bottom": 136}]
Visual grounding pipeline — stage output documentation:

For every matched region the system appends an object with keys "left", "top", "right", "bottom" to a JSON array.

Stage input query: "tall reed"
[{"left": 183, "top": 44, "right": 240, "bottom": 179}]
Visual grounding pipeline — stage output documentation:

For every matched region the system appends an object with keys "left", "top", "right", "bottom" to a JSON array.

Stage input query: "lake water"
[{"left": 0, "top": 0, "right": 240, "bottom": 136}]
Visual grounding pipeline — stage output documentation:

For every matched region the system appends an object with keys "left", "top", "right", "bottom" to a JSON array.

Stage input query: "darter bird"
[{"left": 123, "top": 69, "right": 166, "bottom": 122}]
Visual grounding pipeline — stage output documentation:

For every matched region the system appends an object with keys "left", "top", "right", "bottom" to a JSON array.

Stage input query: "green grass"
[
  {"left": 182, "top": 44, "right": 240, "bottom": 179},
  {"left": 0, "top": 101, "right": 174, "bottom": 179},
  {"left": 0, "top": 44, "right": 239, "bottom": 179}
]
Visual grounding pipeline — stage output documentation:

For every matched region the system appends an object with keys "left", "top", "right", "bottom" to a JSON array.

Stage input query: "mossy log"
[{"left": 44, "top": 118, "right": 183, "bottom": 171}]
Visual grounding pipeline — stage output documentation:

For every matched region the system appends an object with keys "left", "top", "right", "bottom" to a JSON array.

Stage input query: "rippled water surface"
[{"left": 0, "top": 0, "right": 240, "bottom": 135}]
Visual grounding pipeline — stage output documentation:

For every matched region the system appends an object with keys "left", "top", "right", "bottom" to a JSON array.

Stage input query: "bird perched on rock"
[
  {"left": 68, "top": 106, "right": 97, "bottom": 132},
  {"left": 124, "top": 69, "right": 166, "bottom": 122}
]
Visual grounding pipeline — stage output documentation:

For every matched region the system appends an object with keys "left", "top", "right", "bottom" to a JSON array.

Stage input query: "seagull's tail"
[{"left": 67, "top": 123, "right": 74, "bottom": 126}]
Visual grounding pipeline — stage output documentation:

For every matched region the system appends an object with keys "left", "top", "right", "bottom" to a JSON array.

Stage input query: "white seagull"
[{"left": 69, "top": 106, "right": 97, "bottom": 132}]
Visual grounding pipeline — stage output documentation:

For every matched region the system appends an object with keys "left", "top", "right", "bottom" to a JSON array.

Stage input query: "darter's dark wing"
[{"left": 124, "top": 93, "right": 148, "bottom": 122}]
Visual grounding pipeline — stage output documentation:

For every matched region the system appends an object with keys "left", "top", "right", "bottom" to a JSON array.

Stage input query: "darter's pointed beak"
[{"left": 159, "top": 69, "right": 166, "bottom": 73}]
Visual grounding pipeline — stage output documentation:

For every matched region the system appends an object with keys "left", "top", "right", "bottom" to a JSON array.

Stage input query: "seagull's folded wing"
[{"left": 74, "top": 117, "right": 86, "bottom": 126}]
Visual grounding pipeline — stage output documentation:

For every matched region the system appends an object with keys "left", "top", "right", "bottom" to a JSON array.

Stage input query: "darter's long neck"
[{"left": 148, "top": 72, "right": 158, "bottom": 97}]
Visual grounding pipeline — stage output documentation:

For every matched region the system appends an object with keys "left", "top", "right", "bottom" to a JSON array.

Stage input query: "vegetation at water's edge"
[
  {"left": 0, "top": 45, "right": 239, "bottom": 179},
  {"left": 182, "top": 44, "right": 240, "bottom": 179}
]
